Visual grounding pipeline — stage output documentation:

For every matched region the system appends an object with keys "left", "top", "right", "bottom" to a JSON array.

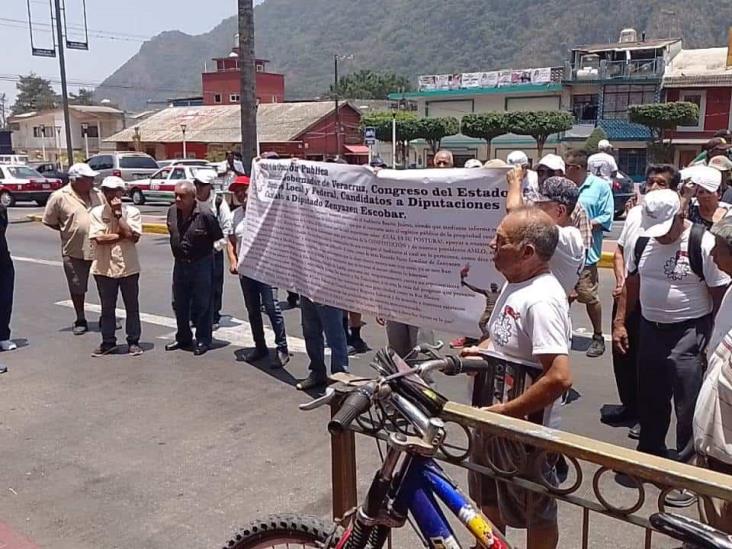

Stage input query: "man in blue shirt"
[{"left": 564, "top": 149, "right": 614, "bottom": 357}]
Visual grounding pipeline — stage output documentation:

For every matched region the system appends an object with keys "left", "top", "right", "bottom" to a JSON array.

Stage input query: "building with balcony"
[
  {"left": 7, "top": 105, "right": 125, "bottom": 164},
  {"left": 562, "top": 29, "right": 682, "bottom": 180},
  {"left": 662, "top": 47, "right": 732, "bottom": 166},
  {"left": 386, "top": 66, "right": 565, "bottom": 167},
  {"left": 201, "top": 34, "right": 285, "bottom": 106}
]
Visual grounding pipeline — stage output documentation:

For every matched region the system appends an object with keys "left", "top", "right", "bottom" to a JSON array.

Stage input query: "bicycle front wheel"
[{"left": 223, "top": 514, "right": 341, "bottom": 549}]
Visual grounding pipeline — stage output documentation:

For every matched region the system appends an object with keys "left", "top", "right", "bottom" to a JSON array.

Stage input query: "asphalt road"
[{"left": 0, "top": 218, "right": 676, "bottom": 549}]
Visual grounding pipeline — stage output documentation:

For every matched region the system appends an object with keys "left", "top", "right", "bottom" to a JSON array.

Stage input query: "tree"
[
  {"left": 69, "top": 88, "right": 96, "bottom": 106},
  {"left": 583, "top": 126, "right": 608, "bottom": 153},
  {"left": 361, "top": 111, "right": 419, "bottom": 165},
  {"left": 11, "top": 73, "right": 57, "bottom": 115},
  {"left": 505, "top": 111, "right": 574, "bottom": 156},
  {"left": 413, "top": 117, "right": 459, "bottom": 154},
  {"left": 627, "top": 102, "right": 700, "bottom": 141},
  {"left": 328, "top": 70, "right": 413, "bottom": 100},
  {"left": 461, "top": 113, "right": 509, "bottom": 159}
]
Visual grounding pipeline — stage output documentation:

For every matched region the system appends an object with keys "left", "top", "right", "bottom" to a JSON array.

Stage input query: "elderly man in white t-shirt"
[
  {"left": 463, "top": 207, "right": 572, "bottom": 549},
  {"left": 622, "top": 190, "right": 729, "bottom": 491},
  {"left": 507, "top": 150, "right": 539, "bottom": 201},
  {"left": 588, "top": 139, "right": 618, "bottom": 184}
]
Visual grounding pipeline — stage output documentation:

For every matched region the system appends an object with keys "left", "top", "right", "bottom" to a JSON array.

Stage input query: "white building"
[{"left": 8, "top": 105, "right": 125, "bottom": 165}]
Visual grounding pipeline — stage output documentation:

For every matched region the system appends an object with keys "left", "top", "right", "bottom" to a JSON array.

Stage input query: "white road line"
[
  {"left": 55, "top": 300, "right": 310, "bottom": 354},
  {"left": 12, "top": 256, "right": 63, "bottom": 267}
]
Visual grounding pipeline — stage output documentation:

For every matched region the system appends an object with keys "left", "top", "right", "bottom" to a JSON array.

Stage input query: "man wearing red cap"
[{"left": 227, "top": 176, "right": 290, "bottom": 367}]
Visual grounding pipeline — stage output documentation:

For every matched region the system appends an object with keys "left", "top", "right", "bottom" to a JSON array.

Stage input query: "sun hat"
[
  {"left": 639, "top": 189, "right": 681, "bottom": 238},
  {"left": 100, "top": 176, "right": 126, "bottom": 190},
  {"left": 506, "top": 151, "right": 529, "bottom": 167},
  {"left": 537, "top": 154, "right": 565, "bottom": 173},
  {"left": 68, "top": 163, "right": 98, "bottom": 179},
  {"left": 680, "top": 165, "right": 722, "bottom": 193}
]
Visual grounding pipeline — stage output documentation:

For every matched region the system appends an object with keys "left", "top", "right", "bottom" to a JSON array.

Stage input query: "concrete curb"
[{"left": 24, "top": 214, "right": 617, "bottom": 268}]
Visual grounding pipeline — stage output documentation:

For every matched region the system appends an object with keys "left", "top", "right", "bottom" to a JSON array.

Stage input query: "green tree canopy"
[
  {"left": 328, "top": 70, "right": 413, "bottom": 100},
  {"left": 583, "top": 126, "right": 608, "bottom": 153},
  {"left": 361, "top": 111, "right": 419, "bottom": 166},
  {"left": 11, "top": 73, "right": 57, "bottom": 115},
  {"left": 627, "top": 102, "right": 700, "bottom": 140},
  {"left": 413, "top": 117, "right": 459, "bottom": 154},
  {"left": 505, "top": 111, "right": 573, "bottom": 156},
  {"left": 69, "top": 88, "right": 96, "bottom": 106},
  {"left": 461, "top": 113, "right": 509, "bottom": 159}
]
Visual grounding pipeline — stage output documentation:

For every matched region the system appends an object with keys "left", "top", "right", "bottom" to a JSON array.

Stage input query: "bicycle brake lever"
[{"left": 299, "top": 387, "right": 336, "bottom": 411}]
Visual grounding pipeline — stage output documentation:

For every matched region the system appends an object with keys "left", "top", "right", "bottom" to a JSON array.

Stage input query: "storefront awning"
[{"left": 344, "top": 145, "right": 370, "bottom": 155}]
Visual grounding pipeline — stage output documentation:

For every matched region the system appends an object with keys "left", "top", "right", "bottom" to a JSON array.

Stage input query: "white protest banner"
[
  {"left": 461, "top": 72, "right": 482, "bottom": 88},
  {"left": 239, "top": 161, "right": 508, "bottom": 337}
]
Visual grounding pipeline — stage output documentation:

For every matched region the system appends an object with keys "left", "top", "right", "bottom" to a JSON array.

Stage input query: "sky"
[{"left": 1, "top": 0, "right": 240, "bottom": 109}]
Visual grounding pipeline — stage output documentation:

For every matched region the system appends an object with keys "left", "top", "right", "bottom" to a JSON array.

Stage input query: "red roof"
[{"left": 344, "top": 145, "right": 369, "bottom": 155}]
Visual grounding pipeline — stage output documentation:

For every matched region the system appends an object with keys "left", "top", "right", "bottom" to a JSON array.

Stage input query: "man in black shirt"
[
  {"left": 0, "top": 204, "right": 15, "bottom": 359},
  {"left": 165, "top": 181, "right": 223, "bottom": 356}
]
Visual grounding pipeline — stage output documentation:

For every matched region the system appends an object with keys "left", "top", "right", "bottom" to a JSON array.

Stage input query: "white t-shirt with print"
[
  {"left": 230, "top": 206, "right": 248, "bottom": 270},
  {"left": 710, "top": 286, "right": 732, "bottom": 361},
  {"left": 588, "top": 152, "right": 618, "bottom": 182},
  {"left": 617, "top": 205, "right": 643, "bottom": 274},
  {"left": 550, "top": 225, "right": 585, "bottom": 296},
  {"left": 521, "top": 169, "right": 539, "bottom": 201},
  {"left": 627, "top": 225, "right": 731, "bottom": 323},
  {"left": 485, "top": 273, "right": 571, "bottom": 427}
]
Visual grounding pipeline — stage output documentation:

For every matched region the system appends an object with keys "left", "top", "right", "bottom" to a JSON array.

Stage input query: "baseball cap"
[
  {"left": 260, "top": 151, "right": 280, "bottom": 159},
  {"left": 506, "top": 151, "right": 529, "bottom": 167},
  {"left": 709, "top": 155, "right": 732, "bottom": 173},
  {"left": 228, "top": 175, "right": 250, "bottom": 190},
  {"left": 68, "top": 163, "right": 98, "bottom": 179},
  {"left": 535, "top": 176, "right": 580, "bottom": 209},
  {"left": 680, "top": 165, "right": 722, "bottom": 192},
  {"left": 370, "top": 156, "right": 387, "bottom": 168},
  {"left": 710, "top": 216, "right": 732, "bottom": 247},
  {"left": 484, "top": 159, "right": 508, "bottom": 168},
  {"left": 193, "top": 170, "right": 218, "bottom": 185},
  {"left": 100, "top": 176, "right": 126, "bottom": 190},
  {"left": 640, "top": 189, "right": 680, "bottom": 238},
  {"left": 598, "top": 139, "right": 612, "bottom": 150},
  {"left": 537, "top": 154, "right": 565, "bottom": 173},
  {"left": 464, "top": 159, "right": 483, "bottom": 169}
]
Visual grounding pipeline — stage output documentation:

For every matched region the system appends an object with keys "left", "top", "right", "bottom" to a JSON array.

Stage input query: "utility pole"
[
  {"left": 238, "top": 0, "right": 257, "bottom": 174},
  {"left": 0, "top": 94, "right": 6, "bottom": 128},
  {"left": 334, "top": 55, "right": 340, "bottom": 158},
  {"left": 52, "top": 0, "right": 74, "bottom": 167}
]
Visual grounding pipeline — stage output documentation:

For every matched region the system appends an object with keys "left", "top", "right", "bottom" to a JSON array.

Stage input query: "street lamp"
[
  {"left": 389, "top": 95, "right": 417, "bottom": 168},
  {"left": 81, "top": 122, "right": 90, "bottom": 160},
  {"left": 39, "top": 124, "right": 46, "bottom": 161},
  {"left": 333, "top": 54, "right": 353, "bottom": 159},
  {"left": 180, "top": 123, "right": 187, "bottom": 159}
]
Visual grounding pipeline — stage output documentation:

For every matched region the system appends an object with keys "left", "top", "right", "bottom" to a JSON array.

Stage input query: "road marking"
[
  {"left": 12, "top": 255, "right": 63, "bottom": 267},
  {"left": 55, "top": 300, "right": 310, "bottom": 354}
]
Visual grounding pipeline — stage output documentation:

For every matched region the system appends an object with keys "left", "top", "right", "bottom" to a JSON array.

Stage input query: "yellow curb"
[
  {"left": 27, "top": 214, "right": 43, "bottom": 222},
  {"left": 141, "top": 223, "right": 168, "bottom": 235},
  {"left": 598, "top": 251, "right": 613, "bottom": 269}
]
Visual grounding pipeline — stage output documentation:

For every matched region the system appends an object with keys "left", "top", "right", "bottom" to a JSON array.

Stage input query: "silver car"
[{"left": 85, "top": 152, "right": 160, "bottom": 184}]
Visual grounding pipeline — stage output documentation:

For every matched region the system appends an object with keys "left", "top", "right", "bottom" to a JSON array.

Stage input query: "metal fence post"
[{"left": 331, "top": 402, "right": 357, "bottom": 520}]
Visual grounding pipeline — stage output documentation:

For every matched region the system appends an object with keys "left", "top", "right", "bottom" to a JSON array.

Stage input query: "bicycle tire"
[{"left": 223, "top": 513, "right": 341, "bottom": 548}]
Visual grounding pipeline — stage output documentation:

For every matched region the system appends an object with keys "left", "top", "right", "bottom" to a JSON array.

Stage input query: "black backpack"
[{"left": 633, "top": 222, "right": 706, "bottom": 281}]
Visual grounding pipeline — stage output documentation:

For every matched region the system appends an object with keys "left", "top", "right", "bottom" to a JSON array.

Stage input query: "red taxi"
[{"left": 0, "top": 164, "right": 64, "bottom": 207}]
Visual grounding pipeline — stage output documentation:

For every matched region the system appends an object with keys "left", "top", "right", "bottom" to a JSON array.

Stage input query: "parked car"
[
  {"left": 127, "top": 164, "right": 220, "bottom": 205},
  {"left": 0, "top": 164, "right": 64, "bottom": 207},
  {"left": 85, "top": 152, "right": 159, "bottom": 185},
  {"left": 612, "top": 170, "right": 635, "bottom": 219},
  {"left": 29, "top": 162, "right": 69, "bottom": 185},
  {"left": 157, "top": 159, "right": 210, "bottom": 169}
]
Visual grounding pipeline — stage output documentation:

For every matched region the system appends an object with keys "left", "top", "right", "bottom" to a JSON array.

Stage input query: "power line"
[{"left": 0, "top": 16, "right": 151, "bottom": 42}]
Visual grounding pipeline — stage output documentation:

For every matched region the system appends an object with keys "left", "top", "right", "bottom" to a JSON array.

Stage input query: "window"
[
  {"left": 256, "top": 63, "right": 264, "bottom": 72},
  {"left": 213, "top": 93, "right": 222, "bottom": 104},
  {"left": 83, "top": 125, "right": 100, "bottom": 138},
  {"left": 119, "top": 155, "right": 158, "bottom": 169},
  {"left": 151, "top": 168, "right": 170, "bottom": 180},
  {"left": 618, "top": 148, "right": 647, "bottom": 179},
  {"left": 677, "top": 90, "right": 706, "bottom": 131},
  {"left": 229, "top": 94, "right": 240, "bottom": 103},
  {"left": 88, "top": 155, "right": 113, "bottom": 170},
  {"left": 602, "top": 84, "right": 657, "bottom": 120},
  {"left": 6, "top": 166, "right": 43, "bottom": 179},
  {"left": 571, "top": 94, "right": 599, "bottom": 122},
  {"left": 170, "top": 168, "right": 187, "bottom": 180},
  {"left": 33, "top": 126, "right": 48, "bottom": 137}
]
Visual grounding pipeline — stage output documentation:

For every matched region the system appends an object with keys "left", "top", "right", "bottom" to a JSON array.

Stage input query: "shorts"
[
  {"left": 574, "top": 265, "right": 599, "bottom": 305},
  {"left": 468, "top": 428, "right": 558, "bottom": 529},
  {"left": 62, "top": 256, "right": 92, "bottom": 295}
]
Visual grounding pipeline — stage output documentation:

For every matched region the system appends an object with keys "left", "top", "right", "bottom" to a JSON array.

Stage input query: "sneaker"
[
  {"left": 212, "top": 322, "right": 220, "bottom": 331},
  {"left": 128, "top": 343, "right": 144, "bottom": 356},
  {"left": 628, "top": 423, "right": 641, "bottom": 440},
  {"left": 296, "top": 374, "right": 327, "bottom": 391},
  {"left": 72, "top": 320, "right": 88, "bottom": 336},
  {"left": 0, "top": 340, "right": 17, "bottom": 351},
  {"left": 276, "top": 348, "right": 291, "bottom": 368},
  {"left": 586, "top": 334, "right": 606, "bottom": 357},
  {"left": 91, "top": 343, "right": 118, "bottom": 357},
  {"left": 450, "top": 336, "right": 468, "bottom": 349},
  {"left": 664, "top": 489, "right": 697, "bottom": 508},
  {"left": 348, "top": 337, "right": 369, "bottom": 355},
  {"left": 0, "top": 364, "right": 6, "bottom": 374}
]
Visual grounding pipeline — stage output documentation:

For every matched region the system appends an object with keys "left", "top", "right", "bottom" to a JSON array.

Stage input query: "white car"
[
  {"left": 127, "top": 164, "right": 221, "bottom": 205},
  {"left": 0, "top": 164, "right": 64, "bottom": 207}
]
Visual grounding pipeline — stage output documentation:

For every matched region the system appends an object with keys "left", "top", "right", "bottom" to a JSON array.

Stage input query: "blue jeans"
[
  {"left": 300, "top": 296, "right": 348, "bottom": 379},
  {"left": 0, "top": 260, "right": 13, "bottom": 341},
  {"left": 172, "top": 255, "right": 214, "bottom": 346},
  {"left": 239, "top": 276, "right": 288, "bottom": 352}
]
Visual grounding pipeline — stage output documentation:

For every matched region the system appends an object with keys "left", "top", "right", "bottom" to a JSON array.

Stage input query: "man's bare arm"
[{"left": 505, "top": 166, "right": 524, "bottom": 213}]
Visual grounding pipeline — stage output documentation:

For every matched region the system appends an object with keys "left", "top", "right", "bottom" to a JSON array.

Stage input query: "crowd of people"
[{"left": 1, "top": 135, "right": 732, "bottom": 546}]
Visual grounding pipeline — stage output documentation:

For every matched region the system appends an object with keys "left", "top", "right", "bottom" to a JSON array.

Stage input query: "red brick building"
[
  {"left": 662, "top": 47, "right": 732, "bottom": 166},
  {"left": 202, "top": 47, "right": 285, "bottom": 106}
]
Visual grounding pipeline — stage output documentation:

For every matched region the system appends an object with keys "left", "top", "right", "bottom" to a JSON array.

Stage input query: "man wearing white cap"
[
  {"left": 708, "top": 155, "right": 732, "bottom": 203},
  {"left": 194, "top": 169, "right": 232, "bottom": 330},
  {"left": 624, "top": 190, "right": 729, "bottom": 482},
  {"left": 88, "top": 176, "right": 143, "bottom": 356},
  {"left": 42, "top": 163, "right": 104, "bottom": 334},
  {"left": 683, "top": 165, "right": 730, "bottom": 230},
  {"left": 506, "top": 150, "right": 539, "bottom": 201},
  {"left": 587, "top": 139, "right": 618, "bottom": 184}
]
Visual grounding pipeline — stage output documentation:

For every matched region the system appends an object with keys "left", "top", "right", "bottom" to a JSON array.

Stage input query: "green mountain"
[{"left": 97, "top": 0, "right": 732, "bottom": 111}]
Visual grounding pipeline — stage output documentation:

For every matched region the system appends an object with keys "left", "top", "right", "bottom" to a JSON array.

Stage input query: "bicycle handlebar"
[
  {"left": 650, "top": 512, "right": 732, "bottom": 549},
  {"left": 328, "top": 383, "right": 377, "bottom": 435}
]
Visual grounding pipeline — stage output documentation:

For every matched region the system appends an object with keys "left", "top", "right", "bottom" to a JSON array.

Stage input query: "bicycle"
[{"left": 222, "top": 348, "right": 510, "bottom": 548}]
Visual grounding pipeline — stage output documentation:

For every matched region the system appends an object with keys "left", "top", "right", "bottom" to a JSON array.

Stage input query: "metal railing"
[
  {"left": 329, "top": 364, "right": 732, "bottom": 548},
  {"left": 565, "top": 58, "right": 665, "bottom": 82}
]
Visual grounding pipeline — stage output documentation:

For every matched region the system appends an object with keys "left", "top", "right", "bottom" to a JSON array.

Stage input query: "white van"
[{"left": 0, "top": 155, "right": 29, "bottom": 165}]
